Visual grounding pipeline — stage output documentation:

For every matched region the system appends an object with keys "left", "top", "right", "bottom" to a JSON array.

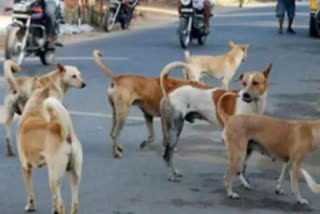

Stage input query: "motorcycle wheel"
[
  {"left": 309, "top": 11, "right": 320, "bottom": 37},
  {"left": 5, "top": 26, "right": 25, "bottom": 65},
  {"left": 179, "top": 18, "right": 191, "bottom": 49},
  {"left": 103, "top": 11, "right": 116, "bottom": 32},
  {"left": 197, "top": 34, "right": 207, "bottom": 45},
  {"left": 39, "top": 50, "right": 55, "bottom": 66}
]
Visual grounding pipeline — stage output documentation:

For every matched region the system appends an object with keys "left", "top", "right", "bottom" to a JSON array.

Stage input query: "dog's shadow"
[{"left": 200, "top": 172, "right": 315, "bottom": 213}]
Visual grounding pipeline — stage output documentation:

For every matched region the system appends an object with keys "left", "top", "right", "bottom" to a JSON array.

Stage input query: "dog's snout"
[{"left": 81, "top": 82, "right": 86, "bottom": 88}]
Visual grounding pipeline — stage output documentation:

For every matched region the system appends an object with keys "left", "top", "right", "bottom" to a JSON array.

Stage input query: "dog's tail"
[
  {"left": 217, "top": 92, "right": 238, "bottom": 126},
  {"left": 301, "top": 169, "right": 320, "bottom": 194},
  {"left": 160, "top": 61, "right": 192, "bottom": 97},
  {"left": 44, "top": 97, "right": 74, "bottom": 143},
  {"left": 184, "top": 50, "right": 191, "bottom": 63},
  {"left": 4, "top": 60, "right": 20, "bottom": 92},
  {"left": 93, "top": 49, "right": 114, "bottom": 80}
]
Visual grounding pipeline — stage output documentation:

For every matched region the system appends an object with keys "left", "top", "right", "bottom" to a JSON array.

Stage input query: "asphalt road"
[{"left": 1, "top": 2, "right": 320, "bottom": 214}]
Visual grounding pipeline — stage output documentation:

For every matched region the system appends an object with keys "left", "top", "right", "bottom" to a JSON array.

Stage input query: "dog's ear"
[
  {"left": 57, "top": 63, "right": 66, "bottom": 73},
  {"left": 228, "top": 40, "right": 235, "bottom": 48},
  {"left": 242, "top": 44, "right": 250, "bottom": 52},
  {"left": 263, "top": 63, "right": 272, "bottom": 79},
  {"left": 234, "top": 73, "right": 244, "bottom": 82}
]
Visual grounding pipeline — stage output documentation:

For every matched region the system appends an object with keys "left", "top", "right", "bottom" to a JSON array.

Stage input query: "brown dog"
[
  {"left": 218, "top": 97, "right": 320, "bottom": 205},
  {"left": 18, "top": 86, "right": 83, "bottom": 214},
  {"left": 93, "top": 49, "right": 209, "bottom": 158},
  {"left": 3, "top": 61, "right": 86, "bottom": 156}
]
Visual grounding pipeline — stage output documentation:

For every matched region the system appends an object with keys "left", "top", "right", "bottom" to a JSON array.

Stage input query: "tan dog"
[
  {"left": 218, "top": 99, "right": 320, "bottom": 205},
  {"left": 160, "top": 64, "right": 271, "bottom": 181},
  {"left": 93, "top": 49, "right": 209, "bottom": 158},
  {"left": 18, "top": 86, "right": 83, "bottom": 214},
  {"left": 184, "top": 40, "right": 249, "bottom": 89},
  {"left": 3, "top": 61, "right": 86, "bottom": 156}
]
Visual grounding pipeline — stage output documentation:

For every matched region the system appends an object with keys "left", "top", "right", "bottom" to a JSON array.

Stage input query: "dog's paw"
[
  {"left": 113, "top": 150, "right": 123, "bottom": 159},
  {"left": 228, "top": 192, "right": 240, "bottom": 199},
  {"left": 238, "top": 174, "right": 252, "bottom": 190},
  {"left": 117, "top": 145, "right": 123, "bottom": 153},
  {"left": 168, "top": 175, "right": 181, "bottom": 182},
  {"left": 297, "top": 198, "right": 309, "bottom": 206},
  {"left": 140, "top": 140, "right": 152, "bottom": 149},
  {"left": 25, "top": 203, "right": 36, "bottom": 212},
  {"left": 275, "top": 184, "right": 284, "bottom": 195},
  {"left": 174, "top": 169, "right": 183, "bottom": 178},
  {"left": 7, "top": 150, "right": 15, "bottom": 157}
]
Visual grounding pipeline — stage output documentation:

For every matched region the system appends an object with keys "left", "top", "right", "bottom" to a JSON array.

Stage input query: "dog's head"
[
  {"left": 58, "top": 64, "right": 86, "bottom": 89},
  {"left": 238, "top": 64, "right": 272, "bottom": 103},
  {"left": 228, "top": 40, "right": 250, "bottom": 62}
]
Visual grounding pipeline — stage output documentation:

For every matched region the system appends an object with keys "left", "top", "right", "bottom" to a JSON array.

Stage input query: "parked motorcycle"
[
  {"left": 309, "top": 0, "right": 320, "bottom": 37},
  {"left": 178, "top": 0, "right": 211, "bottom": 49},
  {"left": 103, "top": 0, "right": 138, "bottom": 32},
  {"left": 4, "top": 0, "right": 62, "bottom": 65}
]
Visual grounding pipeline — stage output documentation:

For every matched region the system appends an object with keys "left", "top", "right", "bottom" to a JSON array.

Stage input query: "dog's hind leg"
[
  {"left": 237, "top": 147, "right": 253, "bottom": 190},
  {"left": 290, "top": 160, "right": 309, "bottom": 205},
  {"left": 140, "top": 112, "right": 154, "bottom": 149},
  {"left": 275, "top": 162, "right": 290, "bottom": 195},
  {"left": 4, "top": 108, "right": 15, "bottom": 156},
  {"left": 110, "top": 98, "right": 130, "bottom": 158},
  {"left": 163, "top": 113, "right": 184, "bottom": 182},
  {"left": 161, "top": 116, "right": 168, "bottom": 148},
  {"left": 22, "top": 166, "right": 36, "bottom": 212},
  {"left": 69, "top": 151, "right": 82, "bottom": 214}
]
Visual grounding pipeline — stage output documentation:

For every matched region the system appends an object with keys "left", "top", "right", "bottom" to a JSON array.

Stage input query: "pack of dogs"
[{"left": 2, "top": 40, "right": 320, "bottom": 213}]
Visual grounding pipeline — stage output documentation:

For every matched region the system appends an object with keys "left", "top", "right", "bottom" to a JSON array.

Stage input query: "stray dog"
[
  {"left": 3, "top": 61, "right": 86, "bottom": 156},
  {"left": 184, "top": 40, "right": 249, "bottom": 89},
  {"left": 18, "top": 86, "right": 83, "bottom": 214},
  {"left": 161, "top": 64, "right": 271, "bottom": 181},
  {"left": 93, "top": 49, "right": 209, "bottom": 158},
  {"left": 218, "top": 102, "right": 320, "bottom": 205}
]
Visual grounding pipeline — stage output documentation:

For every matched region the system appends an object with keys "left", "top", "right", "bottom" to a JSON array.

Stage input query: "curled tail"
[
  {"left": 160, "top": 61, "right": 192, "bottom": 97},
  {"left": 93, "top": 49, "right": 114, "bottom": 80},
  {"left": 301, "top": 169, "right": 320, "bottom": 194},
  {"left": 4, "top": 60, "right": 20, "bottom": 91},
  {"left": 44, "top": 97, "right": 74, "bottom": 142},
  {"left": 217, "top": 92, "right": 238, "bottom": 126},
  {"left": 184, "top": 50, "right": 191, "bottom": 63}
]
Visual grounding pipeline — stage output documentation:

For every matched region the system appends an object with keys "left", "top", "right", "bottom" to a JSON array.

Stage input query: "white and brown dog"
[
  {"left": 160, "top": 64, "right": 271, "bottom": 181},
  {"left": 218, "top": 102, "right": 320, "bottom": 205},
  {"left": 93, "top": 50, "right": 211, "bottom": 158},
  {"left": 18, "top": 85, "right": 83, "bottom": 214},
  {"left": 184, "top": 40, "right": 249, "bottom": 89},
  {"left": 3, "top": 61, "right": 86, "bottom": 156}
]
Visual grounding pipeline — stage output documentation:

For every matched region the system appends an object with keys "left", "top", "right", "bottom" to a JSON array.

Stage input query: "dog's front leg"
[
  {"left": 275, "top": 162, "right": 289, "bottom": 195},
  {"left": 22, "top": 167, "right": 36, "bottom": 212},
  {"left": 290, "top": 161, "right": 309, "bottom": 205},
  {"left": 237, "top": 148, "right": 253, "bottom": 190},
  {"left": 140, "top": 113, "right": 154, "bottom": 149}
]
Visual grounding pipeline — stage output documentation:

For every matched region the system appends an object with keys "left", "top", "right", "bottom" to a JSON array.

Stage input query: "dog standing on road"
[
  {"left": 218, "top": 101, "right": 320, "bottom": 205},
  {"left": 3, "top": 61, "right": 86, "bottom": 156},
  {"left": 161, "top": 64, "right": 271, "bottom": 181},
  {"left": 184, "top": 40, "right": 249, "bottom": 89},
  {"left": 18, "top": 85, "right": 83, "bottom": 214},
  {"left": 93, "top": 49, "right": 210, "bottom": 158}
]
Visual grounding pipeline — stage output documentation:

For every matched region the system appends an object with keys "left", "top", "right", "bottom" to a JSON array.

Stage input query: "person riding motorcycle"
[
  {"left": 13, "top": 0, "right": 63, "bottom": 47},
  {"left": 177, "top": 0, "right": 214, "bottom": 34}
]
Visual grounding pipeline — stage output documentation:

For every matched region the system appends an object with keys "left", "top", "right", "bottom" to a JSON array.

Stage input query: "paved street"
[{"left": 1, "top": 2, "right": 320, "bottom": 214}]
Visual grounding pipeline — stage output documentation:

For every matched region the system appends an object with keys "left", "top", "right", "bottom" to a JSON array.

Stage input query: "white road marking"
[{"left": 0, "top": 56, "right": 129, "bottom": 62}]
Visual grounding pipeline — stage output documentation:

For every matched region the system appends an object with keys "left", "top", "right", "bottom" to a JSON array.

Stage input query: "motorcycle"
[
  {"left": 103, "top": 0, "right": 139, "bottom": 32},
  {"left": 309, "top": 0, "right": 320, "bottom": 37},
  {"left": 178, "top": 0, "right": 212, "bottom": 49},
  {"left": 4, "top": 0, "right": 62, "bottom": 65}
]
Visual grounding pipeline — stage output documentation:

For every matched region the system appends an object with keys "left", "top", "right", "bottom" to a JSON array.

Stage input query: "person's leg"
[
  {"left": 44, "top": 1, "right": 57, "bottom": 45},
  {"left": 276, "top": 0, "right": 285, "bottom": 34},
  {"left": 203, "top": 0, "right": 211, "bottom": 34},
  {"left": 286, "top": 0, "right": 296, "bottom": 34}
]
